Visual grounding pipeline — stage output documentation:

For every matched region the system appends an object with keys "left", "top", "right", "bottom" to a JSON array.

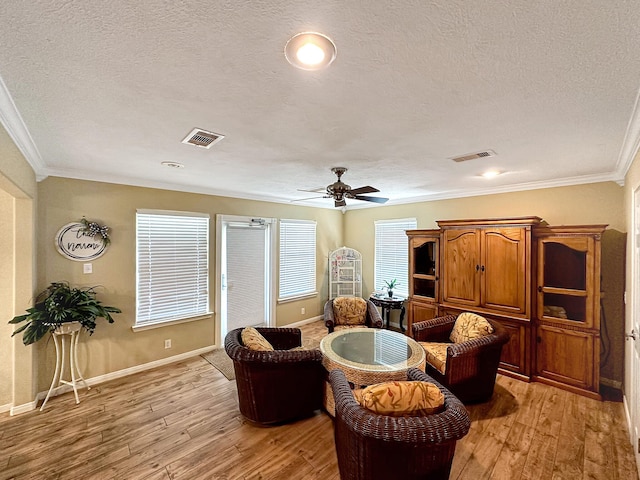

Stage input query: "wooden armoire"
[{"left": 406, "top": 217, "right": 606, "bottom": 399}]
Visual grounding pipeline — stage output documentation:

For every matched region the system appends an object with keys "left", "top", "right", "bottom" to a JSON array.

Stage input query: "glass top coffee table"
[{"left": 320, "top": 327, "right": 426, "bottom": 415}]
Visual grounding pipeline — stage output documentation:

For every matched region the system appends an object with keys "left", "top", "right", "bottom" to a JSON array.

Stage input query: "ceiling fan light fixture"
[{"left": 285, "top": 32, "right": 336, "bottom": 70}]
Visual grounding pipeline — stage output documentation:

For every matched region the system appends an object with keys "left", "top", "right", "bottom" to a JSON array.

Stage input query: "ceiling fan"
[{"left": 298, "top": 167, "right": 389, "bottom": 208}]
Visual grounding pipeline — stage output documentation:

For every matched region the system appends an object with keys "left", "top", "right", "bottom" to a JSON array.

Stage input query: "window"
[
  {"left": 136, "top": 210, "right": 210, "bottom": 329},
  {"left": 279, "top": 219, "right": 317, "bottom": 301},
  {"left": 374, "top": 218, "right": 417, "bottom": 297}
]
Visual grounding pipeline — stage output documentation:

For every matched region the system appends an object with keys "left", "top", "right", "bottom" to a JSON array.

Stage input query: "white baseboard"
[
  {"left": 284, "top": 315, "right": 323, "bottom": 328},
  {"left": 10, "top": 400, "right": 37, "bottom": 416},
  {"left": 623, "top": 393, "right": 633, "bottom": 439},
  {"left": 0, "top": 403, "right": 12, "bottom": 414},
  {"left": 10, "top": 345, "right": 218, "bottom": 416},
  {"left": 601, "top": 377, "right": 623, "bottom": 389}
]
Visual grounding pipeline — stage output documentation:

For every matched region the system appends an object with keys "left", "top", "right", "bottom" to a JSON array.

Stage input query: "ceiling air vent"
[
  {"left": 181, "top": 128, "right": 225, "bottom": 149},
  {"left": 450, "top": 149, "right": 496, "bottom": 163}
]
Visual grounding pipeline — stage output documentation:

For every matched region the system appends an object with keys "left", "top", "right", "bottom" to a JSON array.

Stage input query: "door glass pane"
[
  {"left": 543, "top": 242, "right": 586, "bottom": 290},
  {"left": 543, "top": 293, "right": 586, "bottom": 322},
  {"left": 227, "top": 225, "right": 266, "bottom": 330},
  {"left": 414, "top": 241, "right": 436, "bottom": 275}
]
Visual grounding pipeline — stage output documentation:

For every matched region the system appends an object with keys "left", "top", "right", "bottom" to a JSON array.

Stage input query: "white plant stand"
[{"left": 40, "top": 322, "right": 90, "bottom": 411}]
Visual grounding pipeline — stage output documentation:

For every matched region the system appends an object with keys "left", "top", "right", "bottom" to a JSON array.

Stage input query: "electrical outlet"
[
  {"left": 164, "top": 339, "right": 171, "bottom": 349},
  {"left": 83, "top": 263, "right": 92, "bottom": 274},
  {"left": 301, "top": 307, "right": 305, "bottom": 315}
]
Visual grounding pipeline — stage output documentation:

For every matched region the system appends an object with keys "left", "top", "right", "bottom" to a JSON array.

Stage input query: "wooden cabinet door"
[
  {"left": 496, "top": 319, "right": 529, "bottom": 378},
  {"left": 481, "top": 227, "right": 528, "bottom": 314},
  {"left": 536, "top": 236, "right": 597, "bottom": 329},
  {"left": 408, "top": 301, "right": 438, "bottom": 336},
  {"left": 442, "top": 229, "right": 480, "bottom": 306},
  {"left": 536, "top": 324, "right": 595, "bottom": 390}
]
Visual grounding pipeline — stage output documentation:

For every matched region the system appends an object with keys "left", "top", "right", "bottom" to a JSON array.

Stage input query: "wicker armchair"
[
  {"left": 412, "top": 314, "right": 510, "bottom": 403},
  {"left": 329, "top": 368, "right": 471, "bottom": 480},
  {"left": 324, "top": 297, "right": 383, "bottom": 333},
  {"left": 224, "top": 327, "right": 324, "bottom": 425}
]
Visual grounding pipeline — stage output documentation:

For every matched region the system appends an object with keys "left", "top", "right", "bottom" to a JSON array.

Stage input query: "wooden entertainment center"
[{"left": 407, "top": 217, "right": 607, "bottom": 400}]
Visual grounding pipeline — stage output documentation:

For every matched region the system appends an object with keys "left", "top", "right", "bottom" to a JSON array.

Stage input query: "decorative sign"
[{"left": 55, "top": 222, "right": 108, "bottom": 261}]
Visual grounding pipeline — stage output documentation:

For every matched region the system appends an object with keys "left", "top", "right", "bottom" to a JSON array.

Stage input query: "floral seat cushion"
[
  {"left": 354, "top": 380, "right": 444, "bottom": 416},
  {"left": 241, "top": 327, "right": 274, "bottom": 351},
  {"left": 333, "top": 297, "right": 368, "bottom": 326},
  {"left": 449, "top": 312, "right": 494, "bottom": 343},
  {"left": 418, "top": 342, "right": 449, "bottom": 374}
]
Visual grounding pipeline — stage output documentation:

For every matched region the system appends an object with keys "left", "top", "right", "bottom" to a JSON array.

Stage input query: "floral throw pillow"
[
  {"left": 450, "top": 312, "right": 494, "bottom": 343},
  {"left": 241, "top": 327, "right": 274, "bottom": 351},
  {"left": 333, "top": 297, "right": 367, "bottom": 325},
  {"left": 357, "top": 380, "right": 444, "bottom": 416}
]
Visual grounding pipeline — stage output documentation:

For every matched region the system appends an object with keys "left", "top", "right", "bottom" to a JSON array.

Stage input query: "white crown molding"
[
  {"left": 347, "top": 171, "right": 624, "bottom": 209},
  {"left": 44, "top": 167, "right": 337, "bottom": 209},
  {"left": 615, "top": 84, "right": 640, "bottom": 180},
  {"left": 46, "top": 166, "right": 623, "bottom": 213},
  {"left": 0, "top": 74, "right": 47, "bottom": 179}
]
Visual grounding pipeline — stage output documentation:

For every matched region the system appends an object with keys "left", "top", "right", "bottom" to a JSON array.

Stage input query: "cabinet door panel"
[
  {"left": 442, "top": 229, "right": 480, "bottom": 306},
  {"left": 536, "top": 325, "right": 594, "bottom": 390},
  {"left": 497, "top": 320, "right": 528, "bottom": 376},
  {"left": 408, "top": 301, "right": 438, "bottom": 334},
  {"left": 482, "top": 227, "right": 527, "bottom": 313}
]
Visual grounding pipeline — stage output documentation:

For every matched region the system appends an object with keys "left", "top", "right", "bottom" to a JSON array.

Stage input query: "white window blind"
[
  {"left": 136, "top": 210, "right": 210, "bottom": 327},
  {"left": 374, "top": 218, "right": 417, "bottom": 297},
  {"left": 279, "top": 219, "right": 317, "bottom": 300}
]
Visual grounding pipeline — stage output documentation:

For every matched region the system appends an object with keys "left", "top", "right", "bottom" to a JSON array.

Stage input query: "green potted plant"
[
  {"left": 9, "top": 282, "right": 121, "bottom": 345},
  {"left": 384, "top": 279, "right": 398, "bottom": 298}
]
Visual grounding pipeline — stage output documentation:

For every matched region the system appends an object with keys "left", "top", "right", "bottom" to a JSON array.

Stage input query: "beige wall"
[
  {"left": 0, "top": 123, "right": 37, "bottom": 409},
  {"left": 0, "top": 189, "right": 13, "bottom": 406},
  {"left": 345, "top": 182, "right": 624, "bottom": 295},
  {"left": 624, "top": 150, "right": 640, "bottom": 397},
  {"left": 36, "top": 177, "right": 343, "bottom": 391}
]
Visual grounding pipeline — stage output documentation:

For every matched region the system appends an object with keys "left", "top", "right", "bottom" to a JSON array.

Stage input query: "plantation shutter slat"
[
  {"left": 374, "top": 218, "right": 417, "bottom": 297},
  {"left": 136, "top": 211, "right": 210, "bottom": 326},
  {"left": 279, "top": 220, "right": 316, "bottom": 300}
]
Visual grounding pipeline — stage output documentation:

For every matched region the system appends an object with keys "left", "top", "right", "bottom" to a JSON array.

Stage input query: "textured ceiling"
[{"left": 1, "top": 1, "right": 640, "bottom": 209}]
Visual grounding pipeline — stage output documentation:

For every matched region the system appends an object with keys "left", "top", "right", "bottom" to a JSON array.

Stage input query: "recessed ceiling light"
[
  {"left": 162, "top": 162, "right": 184, "bottom": 169},
  {"left": 481, "top": 170, "right": 502, "bottom": 178},
  {"left": 285, "top": 32, "right": 337, "bottom": 70}
]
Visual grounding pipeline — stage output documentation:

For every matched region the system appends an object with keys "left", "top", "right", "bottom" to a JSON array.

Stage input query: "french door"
[{"left": 216, "top": 215, "right": 275, "bottom": 342}]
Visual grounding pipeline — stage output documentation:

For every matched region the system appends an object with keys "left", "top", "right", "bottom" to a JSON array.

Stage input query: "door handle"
[
  {"left": 476, "top": 265, "right": 480, "bottom": 272},
  {"left": 626, "top": 329, "right": 637, "bottom": 341}
]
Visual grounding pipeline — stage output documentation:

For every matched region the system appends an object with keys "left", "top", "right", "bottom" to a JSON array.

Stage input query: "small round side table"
[
  {"left": 40, "top": 322, "right": 90, "bottom": 411},
  {"left": 369, "top": 294, "right": 407, "bottom": 331}
]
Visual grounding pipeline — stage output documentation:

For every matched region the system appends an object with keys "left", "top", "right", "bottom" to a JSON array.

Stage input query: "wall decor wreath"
[{"left": 79, "top": 217, "right": 111, "bottom": 246}]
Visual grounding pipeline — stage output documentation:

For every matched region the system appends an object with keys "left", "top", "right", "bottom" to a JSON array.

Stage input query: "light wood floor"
[{"left": 1, "top": 321, "right": 638, "bottom": 480}]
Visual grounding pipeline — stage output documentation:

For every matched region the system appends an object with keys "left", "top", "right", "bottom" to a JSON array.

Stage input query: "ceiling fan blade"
[
  {"left": 291, "top": 195, "right": 325, "bottom": 202},
  {"left": 297, "top": 187, "right": 326, "bottom": 194},
  {"left": 354, "top": 195, "right": 388, "bottom": 204},
  {"left": 349, "top": 185, "right": 379, "bottom": 195},
  {"left": 335, "top": 199, "right": 346, "bottom": 208}
]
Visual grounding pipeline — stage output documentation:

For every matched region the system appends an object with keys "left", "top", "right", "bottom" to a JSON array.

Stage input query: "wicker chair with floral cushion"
[
  {"left": 329, "top": 368, "right": 471, "bottom": 480},
  {"left": 324, "top": 297, "right": 383, "bottom": 333},
  {"left": 412, "top": 313, "right": 510, "bottom": 403},
  {"left": 224, "top": 327, "right": 324, "bottom": 425}
]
